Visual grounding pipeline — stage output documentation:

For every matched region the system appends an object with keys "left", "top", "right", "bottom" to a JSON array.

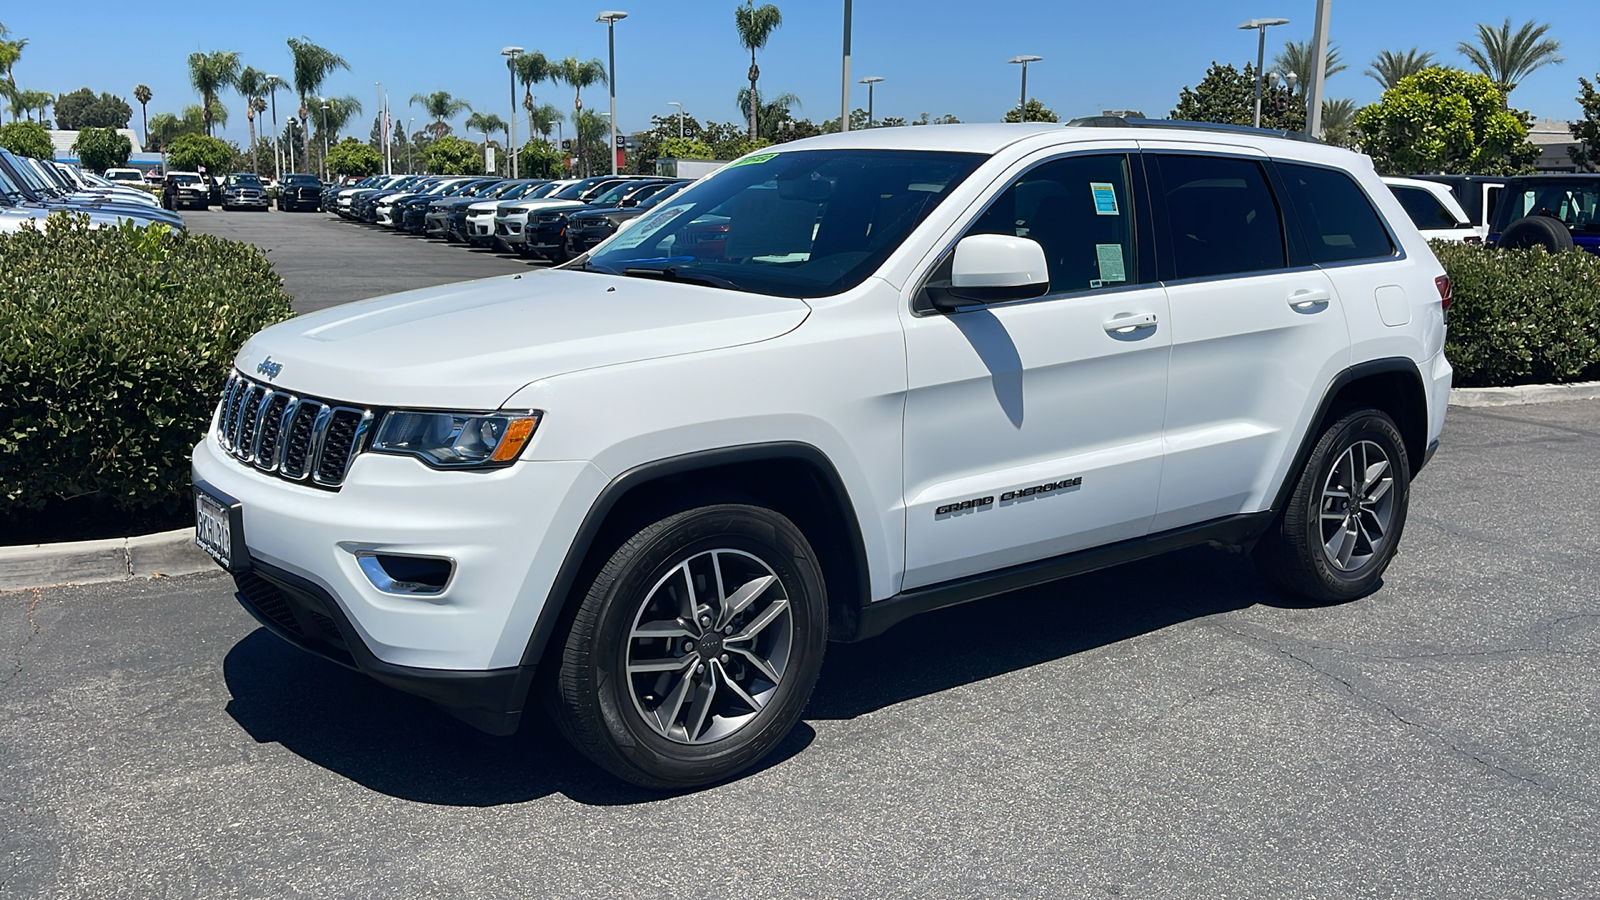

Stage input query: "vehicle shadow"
[{"left": 223, "top": 544, "right": 1279, "bottom": 807}]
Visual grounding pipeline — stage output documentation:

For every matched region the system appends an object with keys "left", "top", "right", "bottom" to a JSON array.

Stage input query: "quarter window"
[
  {"left": 962, "top": 154, "right": 1140, "bottom": 294},
  {"left": 1153, "top": 154, "right": 1286, "bottom": 279},
  {"left": 1390, "top": 185, "right": 1464, "bottom": 230},
  {"left": 1276, "top": 162, "right": 1396, "bottom": 262}
]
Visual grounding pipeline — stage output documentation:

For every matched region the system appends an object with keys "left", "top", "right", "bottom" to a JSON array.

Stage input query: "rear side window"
[
  {"left": 1391, "top": 185, "right": 1464, "bottom": 229},
  {"left": 1153, "top": 154, "right": 1286, "bottom": 280},
  {"left": 1276, "top": 162, "right": 1395, "bottom": 262}
]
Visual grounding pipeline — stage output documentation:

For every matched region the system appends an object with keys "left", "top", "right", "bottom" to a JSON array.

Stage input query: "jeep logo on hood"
[{"left": 256, "top": 357, "right": 283, "bottom": 380}]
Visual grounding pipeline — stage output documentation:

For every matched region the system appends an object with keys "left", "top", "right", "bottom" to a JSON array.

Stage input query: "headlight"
[{"left": 371, "top": 410, "right": 542, "bottom": 468}]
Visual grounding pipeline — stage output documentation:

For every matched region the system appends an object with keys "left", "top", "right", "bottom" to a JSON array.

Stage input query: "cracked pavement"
[{"left": 2, "top": 400, "right": 1598, "bottom": 898}]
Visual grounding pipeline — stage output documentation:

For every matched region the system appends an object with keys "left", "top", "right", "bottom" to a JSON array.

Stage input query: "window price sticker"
[{"left": 1090, "top": 182, "right": 1120, "bottom": 216}]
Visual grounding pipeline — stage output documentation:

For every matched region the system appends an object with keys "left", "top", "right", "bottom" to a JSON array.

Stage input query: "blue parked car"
[{"left": 1487, "top": 175, "right": 1600, "bottom": 255}]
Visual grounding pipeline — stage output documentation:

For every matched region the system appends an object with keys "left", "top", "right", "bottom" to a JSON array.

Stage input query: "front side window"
[
  {"left": 1276, "top": 162, "right": 1395, "bottom": 262},
  {"left": 1391, "top": 185, "right": 1464, "bottom": 230},
  {"left": 586, "top": 149, "right": 986, "bottom": 298},
  {"left": 1154, "top": 154, "right": 1286, "bottom": 280}
]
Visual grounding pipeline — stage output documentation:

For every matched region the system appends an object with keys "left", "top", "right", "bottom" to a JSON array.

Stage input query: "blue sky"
[{"left": 8, "top": 0, "right": 1597, "bottom": 148}]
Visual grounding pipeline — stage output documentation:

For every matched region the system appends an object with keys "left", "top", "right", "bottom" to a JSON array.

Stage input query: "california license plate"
[{"left": 194, "top": 484, "right": 244, "bottom": 572}]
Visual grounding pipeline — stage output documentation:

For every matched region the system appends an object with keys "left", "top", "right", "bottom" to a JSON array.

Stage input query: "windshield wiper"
[{"left": 622, "top": 265, "right": 745, "bottom": 292}]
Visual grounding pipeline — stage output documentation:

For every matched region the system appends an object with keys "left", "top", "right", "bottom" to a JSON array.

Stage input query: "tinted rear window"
[
  {"left": 1390, "top": 185, "right": 1463, "bottom": 229},
  {"left": 1154, "top": 154, "right": 1287, "bottom": 280},
  {"left": 1276, "top": 162, "right": 1395, "bottom": 263}
]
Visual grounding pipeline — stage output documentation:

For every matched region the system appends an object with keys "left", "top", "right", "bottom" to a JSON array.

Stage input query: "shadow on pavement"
[{"left": 224, "top": 544, "right": 1278, "bottom": 806}]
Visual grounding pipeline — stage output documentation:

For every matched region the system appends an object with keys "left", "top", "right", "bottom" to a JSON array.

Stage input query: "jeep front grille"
[{"left": 215, "top": 371, "right": 375, "bottom": 490}]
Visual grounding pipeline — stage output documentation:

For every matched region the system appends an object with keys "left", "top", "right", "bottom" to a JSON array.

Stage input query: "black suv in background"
[
  {"left": 523, "top": 178, "right": 683, "bottom": 262},
  {"left": 564, "top": 180, "right": 692, "bottom": 258},
  {"left": 279, "top": 174, "right": 323, "bottom": 212}
]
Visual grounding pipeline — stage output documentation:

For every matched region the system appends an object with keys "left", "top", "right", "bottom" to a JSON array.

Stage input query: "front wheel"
[
  {"left": 1254, "top": 408, "right": 1410, "bottom": 604},
  {"left": 547, "top": 503, "right": 828, "bottom": 789}
]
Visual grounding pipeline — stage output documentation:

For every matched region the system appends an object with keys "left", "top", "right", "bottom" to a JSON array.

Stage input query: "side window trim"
[{"left": 911, "top": 148, "right": 1150, "bottom": 315}]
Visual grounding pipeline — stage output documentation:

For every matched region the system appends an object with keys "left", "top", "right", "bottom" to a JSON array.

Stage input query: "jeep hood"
[{"left": 234, "top": 269, "right": 811, "bottom": 409}]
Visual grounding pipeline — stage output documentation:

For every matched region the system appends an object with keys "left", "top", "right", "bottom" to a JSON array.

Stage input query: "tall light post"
[
  {"left": 266, "top": 74, "right": 283, "bottom": 181},
  {"left": 1304, "top": 0, "right": 1332, "bottom": 137},
  {"left": 840, "top": 0, "right": 853, "bottom": 132},
  {"left": 286, "top": 117, "right": 297, "bottom": 174},
  {"left": 1238, "top": 18, "right": 1290, "bottom": 128},
  {"left": 669, "top": 101, "right": 684, "bottom": 138},
  {"left": 1007, "top": 55, "right": 1042, "bottom": 122},
  {"left": 859, "top": 76, "right": 883, "bottom": 128},
  {"left": 375, "top": 82, "right": 388, "bottom": 175},
  {"left": 405, "top": 117, "right": 415, "bottom": 174},
  {"left": 597, "top": 11, "right": 628, "bottom": 176},
  {"left": 502, "top": 46, "right": 523, "bottom": 178},
  {"left": 320, "top": 103, "right": 330, "bottom": 181}
]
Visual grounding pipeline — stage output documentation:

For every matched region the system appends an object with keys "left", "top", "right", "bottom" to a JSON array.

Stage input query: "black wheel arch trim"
[{"left": 520, "top": 441, "right": 873, "bottom": 669}]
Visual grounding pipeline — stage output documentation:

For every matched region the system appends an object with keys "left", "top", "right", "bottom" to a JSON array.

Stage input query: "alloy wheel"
[{"left": 1319, "top": 440, "right": 1395, "bottom": 572}]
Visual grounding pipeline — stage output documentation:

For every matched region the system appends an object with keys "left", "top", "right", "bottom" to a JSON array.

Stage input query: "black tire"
[
  {"left": 1499, "top": 215, "right": 1574, "bottom": 253},
  {"left": 1253, "top": 408, "right": 1410, "bottom": 604},
  {"left": 547, "top": 503, "right": 828, "bottom": 790}
]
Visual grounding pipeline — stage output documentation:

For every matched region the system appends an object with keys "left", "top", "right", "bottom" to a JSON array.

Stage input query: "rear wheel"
[
  {"left": 1254, "top": 408, "right": 1410, "bottom": 604},
  {"left": 547, "top": 503, "right": 828, "bottom": 789}
]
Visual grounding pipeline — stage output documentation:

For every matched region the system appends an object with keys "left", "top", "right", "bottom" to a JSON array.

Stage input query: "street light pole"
[
  {"left": 286, "top": 117, "right": 297, "bottom": 174},
  {"left": 1007, "top": 56, "right": 1042, "bottom": 122},
  {"left": 669, "top": 102, "right": 684, "bottom": 138},
  {"left": 840, "top": 0, "right": 853, "bottom": 132},
  {"left": 266, "top": 76, "right": 282, "bottom": 180},
  {"left": 859, "top": 76, "right": 883, "bottom": 128},
  {"left": 597, "top": 11, "right": 628, "bottom": 176},
  {"left": 503, "top": 47, "right": 523, "bottom": 178},
  {"left": 1304, "top": 0, "right": 1332, "bottom": 137},
  {"left": 1238, "top": 18, "right": 1290, "bottom": 128}
]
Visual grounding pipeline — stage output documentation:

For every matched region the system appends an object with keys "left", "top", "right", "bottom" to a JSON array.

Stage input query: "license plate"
[{"left": 194, "top": 483, "right": 245, "bottom": 573}]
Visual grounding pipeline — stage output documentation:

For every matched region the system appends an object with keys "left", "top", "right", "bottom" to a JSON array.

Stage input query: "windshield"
[
  {"left": 637, "top": 182, "right": 689, "bottom": 209},
  {"left": 27, "top": 159, "right": 68, "bottom": 193},
  {"left": 286, "top": 175, "right": 320, "bottom": 186},
  {"left": 591, "top": 182, "right": 637, "bottom": 205},
  {"left": 488, "top": 180, "right": 533, "bottom": 199},
  {"left": 170, "top": 174, "right": 202, "bottom": 185},
  {"left": 1504, "top": 181, "right": 1600, "bottom": 235},
  {"left": 553, "top": 180, "right": 610, "bottom": 200},
  {"left": 0, "top": 163, "right": 25, "bottom": 204},
  {"left": 227, "top": 174, "right": 263, "bottom": 187},
  {"left": 585, "top": 149, "right": 985, "bottom": 298}
]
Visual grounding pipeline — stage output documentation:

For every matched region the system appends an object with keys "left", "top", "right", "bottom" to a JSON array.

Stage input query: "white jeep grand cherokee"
[{"left": 193, "top": 120, "right": 1452, "bottom": 788}]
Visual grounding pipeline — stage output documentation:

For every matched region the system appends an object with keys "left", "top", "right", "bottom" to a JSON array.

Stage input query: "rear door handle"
[
  {"left": 1289, "top": 289, "right": 1331, "bottom": 312},
  {"left": 1103, "top": 312, "right": 1159, "bottom": 335}
]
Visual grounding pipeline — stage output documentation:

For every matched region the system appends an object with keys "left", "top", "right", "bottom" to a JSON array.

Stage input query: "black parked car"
[
  {"left": 425, "top": 179, "right": 539, "bottom": 241},
  {"left": 523, "top": 179, "right": 682, "bottom": 262},
  {"left": 399, "top": 178, "right": 499, "bottom": 234},
  {"left": 279, "top": 173, "right": 324, "bottom": 211},
  {"left": 563, "top": 180, "right": 692, "bottom": 259},
  {"left": 221, "top": 172, "right": 270, "bottom": 211}
]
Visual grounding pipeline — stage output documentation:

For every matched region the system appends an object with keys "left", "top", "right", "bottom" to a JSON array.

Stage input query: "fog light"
[{"left": 356, "top": 552, "right": 454, "bottom": 595}]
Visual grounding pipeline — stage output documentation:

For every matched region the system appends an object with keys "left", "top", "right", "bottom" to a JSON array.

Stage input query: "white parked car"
[
  {"left": 1384, "top": 177, "right": 1479, "bottom": 243},
  {"left": 194, "top": 121, "right": 1452, "bottom": 789},
  {"left": 103, "top": 167, "right": 146, "bottom": 185}
]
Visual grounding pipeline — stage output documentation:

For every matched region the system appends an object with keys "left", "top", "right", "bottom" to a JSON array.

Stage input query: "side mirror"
[{"left": 932, "top": 233, "right": 1050, "bottom": 310}]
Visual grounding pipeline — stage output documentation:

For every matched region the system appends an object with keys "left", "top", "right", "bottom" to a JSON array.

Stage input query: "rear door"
[{"left": 1143, "top": 147, "right": 1349, "bottom": 531}]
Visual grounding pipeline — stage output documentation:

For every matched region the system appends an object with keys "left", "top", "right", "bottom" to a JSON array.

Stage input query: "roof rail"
[{"left": 1064, "top": 116, "right": 1324, "bottom": 144}]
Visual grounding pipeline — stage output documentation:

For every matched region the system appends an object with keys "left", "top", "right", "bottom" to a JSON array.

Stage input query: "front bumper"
[
  {"left": 225, "top": 194, "right": 269, "bottom": 208},
  {"left": 192, "top": 434, "right": 606, "bottom": 675}
]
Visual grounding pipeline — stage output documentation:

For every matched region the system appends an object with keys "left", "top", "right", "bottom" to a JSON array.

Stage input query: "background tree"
[
  {"left": 518, "top": 138, "right": 566, "bottom": 178},
  {"left": 1458, "top": 17, "right": 1563, "bottom": 103},
  {"left": 515, "top": 50, "right": 551, "bottom": 137},
  {"left": 0, "top": 121, "right": 51, "bottom": 158},
  {"left": 1568, "top": 76, "right": 1600, "bottom": 171},
  {"left": 186, "top": 51, "right": 239, "bottom": 136},
  {"left": 465, "top": 111, "right": 510, "bottom": 169},
  {"left": 310, "top": 95, "right": 362, "bottom": 144},
  {"left": 1274, "top": 40, "right": 1346, "bottom": 87},
  {"left": 734, "top": 87, "right": 800, "bottom": 139},
  {"left": 145, "top": 112, "right": 195, "bottom": 151},
  {"left": 1004, "top": 98, "right": 1059, "bottom": 123},
  {"left": 72, "top": 127, "right": 132, "bottom": 172},
  {"left": 1366, "top": 49, "right": 1436, "bottom": 91},
  {"left": 133, "top": 84, "right": 152, "bottom": 147},
  {"left": 165, "top": 133, "right": 236, "bottom": 174},
  {"left": 325, "top": 137, "right": 381, "bottom": 176},
  {"left": 421, "top": 134, "right": 482, "bottom": 175},
  {"left": 528, "top": 102, "right": 562, "bottom": 145},
  {"left": 555, "top": 57, "right": 606, "bottom": 164},
  {"left": 287, "top": 37, "right": 350, "bottom": 180},
  {"left": 1171, "top": 62, "right": 1303, "bottom": 130},
  {"left": 53, "top": 88, "right": 131, "bottom": 129},
  {"left": 0, "top": 28, "right": 25, "bottom": 87},
  {"left": 7, "top": 89, "right": 51, "bottom": 124},
  {"left": 660, "top": 136, "right": 714, "bottom": 160},
  {"left": 409, "top": 90, "right": 471, "bottom": 138},
  {"left": 1354, "top": 68, "right": 1539, "bottom": 175},
  {"left": 235, "top": 67, "right": 270, "bottom": 173},
  {"left": 183, "top": 102, "right": 227, "bottom": 133},
  {"left": 1320, "top": 98, "right": 1358, "bottom": 147},
  {"left": 734, "top": 1, "right": 783, "bottom": 140},
  {"left": 572, "top": 108, "right": 608, "bottom": 175}
]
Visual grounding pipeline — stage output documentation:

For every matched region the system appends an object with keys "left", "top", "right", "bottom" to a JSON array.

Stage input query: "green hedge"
[
  {"left": 1434, "top": 241, "right": 1600, "bottom": 388},
  {"left": 0, "top": 217, "right": 293, "bottom": 517}
]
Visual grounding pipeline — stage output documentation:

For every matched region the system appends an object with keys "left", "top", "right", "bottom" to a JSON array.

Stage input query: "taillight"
[{"left": 1435, "top": 275, "right": 1453, "bottom": 312}]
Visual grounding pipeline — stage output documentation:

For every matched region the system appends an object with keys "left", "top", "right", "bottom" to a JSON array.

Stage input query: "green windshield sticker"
[
  {"left": 726, "top": 152, "right": 779, "bottom": 169},
  {"left": 1090, "top": 182, "right": 1120, "bottom": 216}
]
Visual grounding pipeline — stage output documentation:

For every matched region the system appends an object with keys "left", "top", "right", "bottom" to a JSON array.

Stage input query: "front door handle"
[
  {"left": 1289, "top": 289, "right": 1331, "bottom": 312},
  {"left": 1103, "top": 312, "right": 1159, "bottom": 335}
]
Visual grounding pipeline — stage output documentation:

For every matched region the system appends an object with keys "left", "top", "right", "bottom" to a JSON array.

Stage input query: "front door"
[{"left": 900, "top": 150, "right": 1170, "bottom": 590}]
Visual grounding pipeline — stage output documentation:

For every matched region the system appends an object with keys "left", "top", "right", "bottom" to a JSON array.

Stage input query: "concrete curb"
[
  {"left": 1449, "top": 380, "right": 1600, "bottom": 408},
  {"left": 0, "top": 527, "right": 214, "bottom": 592}
]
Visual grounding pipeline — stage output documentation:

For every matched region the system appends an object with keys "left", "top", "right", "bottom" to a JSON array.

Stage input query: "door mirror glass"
[{"left": 938, "top": 233, "right": 1050, "bottom": 309}]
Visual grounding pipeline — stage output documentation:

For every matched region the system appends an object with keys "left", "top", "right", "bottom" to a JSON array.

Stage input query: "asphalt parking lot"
[
  {"left": 184, "top": 207, "right": 537, "bottom": 314},
  {"left": 3, "top": 396, "right": 1599, "bottom": 897}
]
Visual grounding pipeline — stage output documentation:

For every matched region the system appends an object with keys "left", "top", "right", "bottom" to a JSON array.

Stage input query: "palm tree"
[
  {"left": 572, "top": 108, "right": 608, "bottom": 176},
  {"left": 515, "top": 50, "right": 551, "bottom": 137},
  {"left": 187, "top": 51, "right": 240, "bottom": 136},
  {"left": 236, "top": 67, "right": 269, "bottom": 173},
  {"left": 261, "top": 74, "right": 288, "bottom": 178},
  {"left": 528, "top": 102, "right": 562, "bottom": 145},
  {"left": 734, "top": 1, "right": 783, "bottom": 140},
  {"left": 287, "top": 37, "right": 350, "bottom": 179},
  {"left": 134, "top": 84, "right": 152, "bottom": 147},
  {"left": 0, "top": 31, "right": 26, "bottom": 88},
  {"left": 184, "top": 101, "right": 228, "bottom": 132},
  {"left": 409, "top": 90, "right": 471, "bottom": 138},
  {"left": 466, "top": 111, "right": 510, "bottom": 157},
  {"left": 311, "top": 94, "right": 363, "bottom": 142},
  {"left": 735, "top": 88, "right": 800, "bottom": 141},
  {"left": 1320, "top": 98, "right": 1358, "bottom": 146},
  {"left": 1365, "top": 49, "right": 1436, "bottom": 92},
  {"left": 1458, "top": 17, "right": 1563, "bottom": 102},
  {"left": 555, "top": 58, "right": 606, "bottom": 170},
  {"left": 147, "top": 112, "right": 186, "bottom": 151},
  {"left": 1273, "top": 40, "right": 1346, "bottom": 90},
  {"left": 33, "top": 90, "right": 53, "bottom": 126}
]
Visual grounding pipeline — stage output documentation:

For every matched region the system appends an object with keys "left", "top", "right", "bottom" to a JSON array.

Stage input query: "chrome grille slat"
[{"left": 214, "top": 371, "right": 374, "bottom": 490}]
